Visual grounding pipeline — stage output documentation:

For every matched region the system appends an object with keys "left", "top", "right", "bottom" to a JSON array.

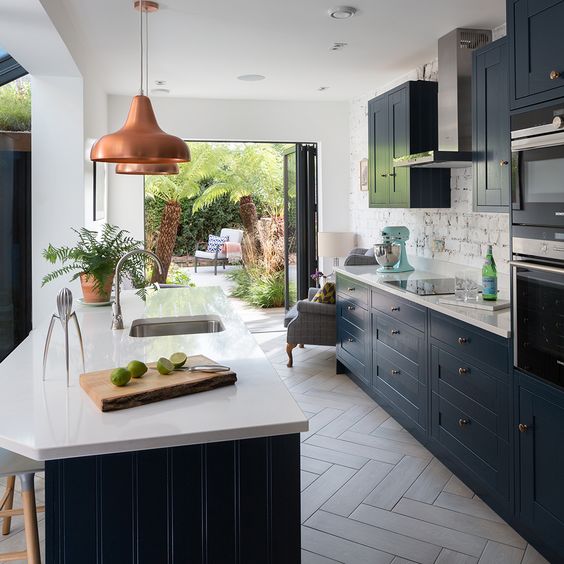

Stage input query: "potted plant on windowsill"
[{"left": 42, "top": 224, "right": 149, "bottom": 303}]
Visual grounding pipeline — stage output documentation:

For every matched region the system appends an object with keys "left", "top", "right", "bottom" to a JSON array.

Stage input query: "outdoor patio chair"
[{"left": 194, "top": 228, "right": 244, "bottom": 275}]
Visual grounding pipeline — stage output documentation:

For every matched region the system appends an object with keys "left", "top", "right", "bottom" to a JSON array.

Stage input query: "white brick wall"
[{"left": 348, "top": 33, "right": 510, "bottom": 274}]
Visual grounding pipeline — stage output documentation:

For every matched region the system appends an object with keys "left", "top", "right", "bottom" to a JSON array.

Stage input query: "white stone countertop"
[
  {"left": 0, "top": 287, "right": 308, "bottom": 461},
  {"left": 335, "top": 261, "right": 511, "bottom": 339}
]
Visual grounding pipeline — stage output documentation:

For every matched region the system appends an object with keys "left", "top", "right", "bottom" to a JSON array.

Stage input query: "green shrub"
[
  {"left": 227, "top": 267, "right": 285, "bottom": 308},
  {"left": 166, "top": 264, "right": 195, "bottom": 287},
  {"left": 0, "top": 80, "right": 31, "bottom": 132}
]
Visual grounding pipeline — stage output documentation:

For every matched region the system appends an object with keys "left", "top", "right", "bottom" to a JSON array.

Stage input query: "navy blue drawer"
[
  {"left": 336, "top": 275, "right": 368, "bottom": 307},
  {"left": 374, "top": 349, "right": 419, "bottom": 407},
  {"left": 337, "top": 317, "right": 368, "bottom": 386},
  {"left": 432, "top": 346, "right": 509, "bottom": 440},
  {"left": 430, "top": 312, "right": 508, "bottom": 375},
  {"left": 375, "top": 313, "right": 424, "bottom": 365},
  {"left": 432, "top": 392, "right": 509, "bottom": 499},
  {"left": 371, "top": 289, "right": 426, "bottom": 332},
  {"left": 337, "top": 297, "right": 367, "bottom": 331}
]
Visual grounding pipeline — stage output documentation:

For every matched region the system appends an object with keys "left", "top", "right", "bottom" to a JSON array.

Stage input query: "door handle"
[
  {"left": 391, "top": 369, "right": 401, "bottom": 375},
  {"left": 518, "top": 423, "right": 529, "bottom": 433},
  {"left": 499, "top": 160, "right": 509, "bottom": 166},
  {"left": 390, "top": 306, "right": 400, "bottom": 312},
  {"left": 347, "top": 287, "right": 356, "bottom": 291},
  {"left": 380, "top": 173, "right": 388, "bottom": 178},
  {"left": 347, "top": 338, "right": 355, "bottom": 343},
  {"left": 458, "top": 367, "right": 470, "bottom": 375},
  {"left": 509, "top": 261, "right": 564, "bottom": 275},
  {"left": 347, "top": 305, "right": 356, "bottom": 311},
  {"left": 458, "top": 337, "right": 469, "bottom": 344},
  {"left": 458, "top": 418, "right": 470, "bottom": 427},
  {"left": 388, "top": 172, "right": 396, "bottom": 177},
  {"left": 550, "top": 70, "right": 561, "bottom": 80},
  {"left": 391, "top": 329, "right": 400, "bottom": 335}
]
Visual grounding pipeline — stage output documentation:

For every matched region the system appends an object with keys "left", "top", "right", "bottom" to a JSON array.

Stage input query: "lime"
[
  {"left": 170, "top": 352, "right": 188, "bottom": 368},
  {"left": 127, "top": 360, "right": 148, "bottom": 378},
  {"left": 110, "top": 367, "right": 131, "bottom": 387},
  {"left": 156, "top": 357, "right": 175, "bottom": 375}
]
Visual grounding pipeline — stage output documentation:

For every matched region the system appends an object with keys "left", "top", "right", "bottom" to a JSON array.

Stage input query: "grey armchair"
[{"left": 285, "top": 288, "right": 336, "bottom": 368}]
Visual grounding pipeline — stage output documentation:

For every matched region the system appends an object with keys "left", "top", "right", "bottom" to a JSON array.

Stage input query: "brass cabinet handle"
[
  {"left": 391, "top": 369, "right": 401, "bottom": 375},
  {"left": 391, "top": 329, "right": 400, "bottom": 335},
  {"left": 499, "top": 160, "right": 509, "bottom": 166},
  {"left": 518, "top": 423, "right": 529, "bottom": 433},
  {"left": 388, "top": 172, "right": 396, "bottom": 177},
  {"left": 380, "top": 173, "right": 388, "bottom": 177},
  {"left": 390, "top": 306, "right": 400, "bottom": 312},
  {"left": 458, "top": 418, "right": 470, "bottom": 427},
  {"left": 550, "top": 70, "right": 561, "bottom": 80},
  {"left": 347, "top": 337, "right": 355, "bottom": 342},
  {"left": 458, "top": 337, "right": 469, "bottom": 344},
  {"left": 347, "top": 305, "right": 356, "bottom": 311},
  {"left": 458, "top": 367, "right": 470, "bottom": 375},
  {"left": 347, "top": 287, "right": 355, "bottom": 291}
]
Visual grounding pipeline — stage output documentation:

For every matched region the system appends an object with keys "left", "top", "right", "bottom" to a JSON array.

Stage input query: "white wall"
[{"left": 107, "top": 95, "right": 351, "bottom": 272}]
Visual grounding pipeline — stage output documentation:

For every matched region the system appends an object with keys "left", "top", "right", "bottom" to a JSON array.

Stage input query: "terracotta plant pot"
[{"left": 80, "top": 273, "right": 114, "bottom": 303}]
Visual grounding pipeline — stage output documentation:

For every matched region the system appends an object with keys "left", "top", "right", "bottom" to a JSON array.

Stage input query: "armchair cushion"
[
  {"left": 311, "top": 282, "right": 336, "bottom": 304},
  {"left": 195, "top": 250, "right": 227, "bottom": 260}
]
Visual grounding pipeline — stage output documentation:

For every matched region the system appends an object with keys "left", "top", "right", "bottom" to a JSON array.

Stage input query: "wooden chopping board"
[{"left": 80, "top": 355, "right": 237, "bottom": 412}]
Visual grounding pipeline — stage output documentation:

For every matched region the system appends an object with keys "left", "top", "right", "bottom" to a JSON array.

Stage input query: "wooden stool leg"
[
  {"left": 286, "top": 343, "right": 297, "bottom": 368},
  {"left": 20, "top": 473, "right": 41, "bottom": 564},
  {"left": 1, "top": 475, "right": 16, "bottom": 535}
]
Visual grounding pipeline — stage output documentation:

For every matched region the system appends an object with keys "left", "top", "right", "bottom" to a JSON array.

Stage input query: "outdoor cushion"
[
  {"left": 312, "top": 282, "right": 336, "bottom": 304},
  {"left": 220, "top": 228, "right": 244, "bottom": 244},
  {"left": 195, "top": 250, "right": 227, "bottom": 260},
  {"left": 207, "top": 234, "right": 229, "bottom": 253}
]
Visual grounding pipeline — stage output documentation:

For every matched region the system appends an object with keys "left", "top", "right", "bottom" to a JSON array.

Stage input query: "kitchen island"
[{"left": 0, "top": 287, "right": 308, "bottom": 563}]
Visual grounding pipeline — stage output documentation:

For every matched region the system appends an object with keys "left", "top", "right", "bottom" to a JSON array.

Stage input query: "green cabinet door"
[
  {"left": 388, "top": 87, "right": 409, "bottom": 207},
  {"left": 368, "top": 95, "right": 389, "bottom": 207}
]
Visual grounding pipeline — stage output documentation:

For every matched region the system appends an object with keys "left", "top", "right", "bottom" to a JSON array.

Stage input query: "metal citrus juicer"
[{"left": 374, "top": 226, "right": 415, "bottom": 273}]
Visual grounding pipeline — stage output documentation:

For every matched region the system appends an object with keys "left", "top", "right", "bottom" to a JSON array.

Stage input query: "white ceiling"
[{"left": 56, "top": 0, "right": 505, "bottom": 101}]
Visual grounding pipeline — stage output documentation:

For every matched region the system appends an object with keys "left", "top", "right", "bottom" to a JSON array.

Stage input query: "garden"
[{"left": 145, "top": 142, "right": 295, "bottom": 308}]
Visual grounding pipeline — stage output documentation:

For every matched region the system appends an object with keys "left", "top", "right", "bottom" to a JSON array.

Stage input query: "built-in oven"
[
  {"left": 511, "top": 226, "right": 564, "bottom": 389},
  {"left": 511, "top": 102, "right": 564, "bottom": 228}
]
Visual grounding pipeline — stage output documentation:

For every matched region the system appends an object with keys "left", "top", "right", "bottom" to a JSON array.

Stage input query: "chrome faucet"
[{"left": 111, "top": 250, "right": 164, "bottom": 330}]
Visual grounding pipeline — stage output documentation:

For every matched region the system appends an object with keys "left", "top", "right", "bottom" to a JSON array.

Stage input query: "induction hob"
[{"left": 383, "top": 278, "right": 455, "bottom": 296}]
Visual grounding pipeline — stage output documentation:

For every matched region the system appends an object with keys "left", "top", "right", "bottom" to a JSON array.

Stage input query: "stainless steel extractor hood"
[{"left": 394, "top": 28, "right": 491, "bottom": 169}]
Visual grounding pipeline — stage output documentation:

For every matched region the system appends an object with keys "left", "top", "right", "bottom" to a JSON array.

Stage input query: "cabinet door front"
[
  {"left": 512, "top": 0, "right": 564, "bottom": 106},
  {"left": 518, "top": 385, "right": 564, "bottom": 540},
  {"left": 473, "top": 39, "right": 510, "bottom": 210},
  {"left": 369, "top": 96, "right": 389, "bottom": 207},
  {"left": 388, "top": 87, "right": 409, "bottom": 206}
]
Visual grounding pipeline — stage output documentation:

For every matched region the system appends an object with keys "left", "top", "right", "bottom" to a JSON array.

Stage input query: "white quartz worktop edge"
[{"left": 335, "top": 266, "right": 511, "bottom": 339}]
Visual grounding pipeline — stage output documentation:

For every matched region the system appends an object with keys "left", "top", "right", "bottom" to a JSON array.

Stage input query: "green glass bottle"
[{"left": 482, "top": 245, "right": 497, "bottom": 301}]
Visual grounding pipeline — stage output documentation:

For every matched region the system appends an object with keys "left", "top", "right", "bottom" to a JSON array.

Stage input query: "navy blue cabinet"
[
  {"left": 509, "top": 0, "right": 564, "bottom": 108},
  {"left": 472, "top": 37, "right": 511, "bottom": 212},
  {"left": 516, "top": 371, "right": 564, "bottom": 562},
  {"left": 367, "top": 81, "right": 451, "bottom": 208}
]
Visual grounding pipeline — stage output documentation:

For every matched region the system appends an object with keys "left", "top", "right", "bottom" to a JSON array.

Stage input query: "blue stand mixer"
[{"left": 374, "top": 226, "right": 414, "bottom": 273}]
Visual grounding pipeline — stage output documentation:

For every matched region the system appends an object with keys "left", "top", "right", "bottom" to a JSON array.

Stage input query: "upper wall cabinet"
[
  {"left": 368, "top": 81, "right": 451, "bottom": 209},
  {"left": 473, "top": 37, "right": 511, "bottom": 212},
  {"left": 509, "top": 0, "right": 564, "bottom": 109}
]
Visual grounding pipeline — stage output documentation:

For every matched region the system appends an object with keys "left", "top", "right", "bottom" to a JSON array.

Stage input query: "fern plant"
[{"left": 42, "top": 224, "right": 148, "bottom": 297}]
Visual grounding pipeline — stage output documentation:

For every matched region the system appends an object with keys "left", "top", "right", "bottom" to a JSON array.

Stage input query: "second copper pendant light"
[{"left": 91, "top": 0, "right": 189, "bottom": 173}]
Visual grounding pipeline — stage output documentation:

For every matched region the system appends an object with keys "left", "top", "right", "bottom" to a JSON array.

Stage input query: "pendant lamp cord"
[
  {"left": 145, "top": 8, "right": 149, "bottom": 95},
  {"left": 139, "top": 0, "right": 144, "bottom": 94}
]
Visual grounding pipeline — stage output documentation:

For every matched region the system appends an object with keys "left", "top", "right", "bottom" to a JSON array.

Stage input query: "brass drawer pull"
[
  {"left": 347, "top": 337, "right": 355, "bottom": 343},
  {"left": 499, "top": 160, "right": 509, "bottom": 166},
  {"left": 458, "top": 367, "right": 470, "bottom": 375},
  {"left": 458, "top": 418, "right": 470, "bottom": 427},
  {"left": 518, "top": 423, "right": 529, "bottom": 433},
  {"left": 550, "top": 70, "right": 561, "bottom": 80},
  {"left": 391, "top": 369, "right": 401, "bottom": 375},
  {"left": 347, "top": 287, "right": 356, "bottom": 291},
  {"left": 390, "top": 306, "right": 400, "bottom": 312},
  {"left": 347, "top": 305, "right": 356, "bottom": 311},
  {"left": 391, "top": 329, "right": 400, "bottom": 335},
  {"left": 458, "top": 337, "right": 469, "bottom": 344}
]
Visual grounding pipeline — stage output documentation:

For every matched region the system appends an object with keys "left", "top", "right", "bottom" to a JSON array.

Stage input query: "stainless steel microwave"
[{"left": 512, "top": 103, "right": 564, "bottom": 228}]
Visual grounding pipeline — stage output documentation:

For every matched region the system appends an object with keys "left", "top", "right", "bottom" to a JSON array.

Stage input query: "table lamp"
[{"left": 318, "top": 232, "right": 355, "bottom": 272}]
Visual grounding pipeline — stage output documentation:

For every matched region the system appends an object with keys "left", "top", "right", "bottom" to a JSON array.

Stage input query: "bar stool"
[{"left": 0, "top": 449, "right": 44, "bottom": 563}]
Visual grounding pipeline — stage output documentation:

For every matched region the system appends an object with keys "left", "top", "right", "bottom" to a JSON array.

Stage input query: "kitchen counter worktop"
[
  {"left": 335, "top": 265, "right": 511, "bottom": 339},
  {"left": 0, "top": 287, "right": 307, "bottom": 461}
]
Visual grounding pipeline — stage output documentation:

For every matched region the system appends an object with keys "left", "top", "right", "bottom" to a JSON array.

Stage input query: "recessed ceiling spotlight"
[
  {"left": 330, "top": 42, "right": 348, "bottom": 51},
  {"left": 328, "top": 6, "right": 357, "bottom": 19},
  {"left": 318, "top": 86, "right": 329, "bottom": 91},
  {"left": 151, "top": 87, "right": 170, "bottom": 95},
  {"left": 237, "top": 74, "right": 266, "bottom": 82}
]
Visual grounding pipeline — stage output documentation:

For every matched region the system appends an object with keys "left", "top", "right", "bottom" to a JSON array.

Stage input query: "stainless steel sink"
[{"left": 129, "top": 315, "right": 226, "bottom": 338}]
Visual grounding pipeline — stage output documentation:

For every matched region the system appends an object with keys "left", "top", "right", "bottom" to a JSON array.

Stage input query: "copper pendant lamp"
[
  {"left": 115, "top": 162, "right": 180, "bottom": 175},
  {"left": 90, "top": 1, "right": 190, "bottom": 165}
]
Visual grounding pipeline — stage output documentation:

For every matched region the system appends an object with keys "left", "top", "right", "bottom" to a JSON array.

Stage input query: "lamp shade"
[
  {"left": 90, "top": 95, "right": 191, "bottom": 164},
  {"left": 317, "top": 232, "right": 355, "bottom": 258},
  {"left": 115, "top": 162, "right": 179, "bottom": 175}
]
